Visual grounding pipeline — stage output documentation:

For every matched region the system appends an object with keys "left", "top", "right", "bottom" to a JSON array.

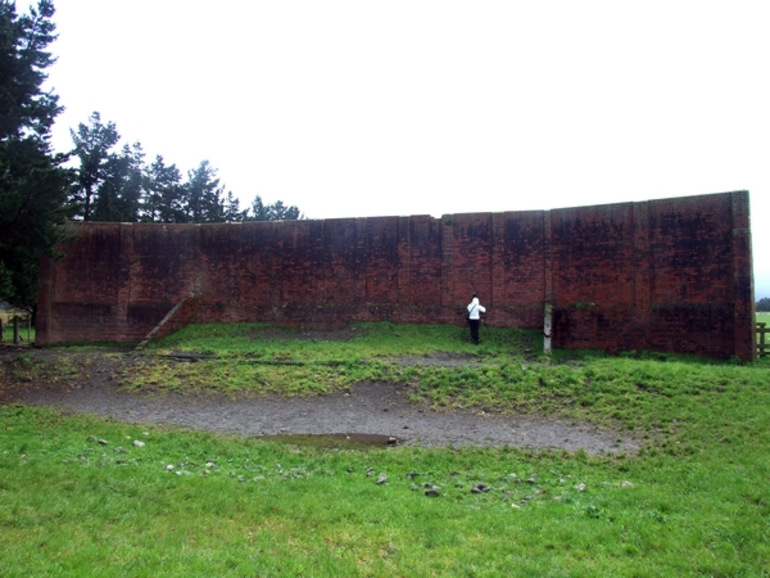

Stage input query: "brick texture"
[{"left": 36, "top": 191, "right": 756, "bottom": 360}]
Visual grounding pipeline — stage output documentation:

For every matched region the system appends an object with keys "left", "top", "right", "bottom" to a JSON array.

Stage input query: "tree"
[
  {"left": 67, "top": 118, "right": 303, "bottom": 226},
  {"left": 69, "top": 111, "right": 120, "bottom": 220},
  {"left": 91, "top": 141, "right": 145, "bottom": 222},
  {"left": 222, "top": 190, "right": 247, "bottom": 222},
  {"left": 757, "top": 298, "right": 770, "bottom": 313},
  {"left": 245, "top": 195, "right": 302, "bottom": 221},
  {"left": 143, "top": 155, "right": 186, "bottom": 223},
  {"left": 0, "top": 0, "right": 72, "bottom": 310},
  {"left": 267, "top": 199, "right": 301, "bottom": 221},
  {"left": 183, "top": 160, "right": 227, "bottom": 223}
]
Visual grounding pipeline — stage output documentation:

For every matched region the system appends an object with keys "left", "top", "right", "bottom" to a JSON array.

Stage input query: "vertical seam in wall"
[
  {"left": 127, "top": 224, "right": 133, "bottom": 307},
  {"left": 117, "top": 223, "right": 127, "bottom": 327},
  {"left": 404, "top": 216, "right": 411, "bottom": 306},
  {"left": 632, "top": 203, "right": 636, "bottom": 311},
  {"left": 543, "top": 209, "right": 553, "bottom": 348},
  {"left": 489, "top": 212, "right": 494, "bottom": 310},
  {"left": 544, "top": 209, "right": 552, "bottom": 312},
  {"left": 732, "top": 191, "right": 755, "bottom": 360},
  {"left": 194, "top": 224, "right": 202, "bottom": 319},
  {"left": 441, "top": 216, "right": 454, "bottom": 308},
  {"left": 632, "top": 200, "right": 651, "bottom": 350},
  {"left": 543, "top": 210, "right": 555, "bottom": 328},
  {"left": 730, "top": 193, "right": 737, "bottom": 358}
]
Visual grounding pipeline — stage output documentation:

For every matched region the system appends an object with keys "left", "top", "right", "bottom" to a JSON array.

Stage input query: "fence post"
[{"left": 544, "top": 304, "right": 553, "bottom": 360}]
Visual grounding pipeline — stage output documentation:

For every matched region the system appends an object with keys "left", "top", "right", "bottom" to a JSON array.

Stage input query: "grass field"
[
  {"left": 1, "top": 322, "right": 770, "bottom": 576},
  {"left": 0, "top": 310, "right": 33, "bottom": 344}
]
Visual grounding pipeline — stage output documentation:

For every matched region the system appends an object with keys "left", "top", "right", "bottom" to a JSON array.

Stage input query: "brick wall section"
[
  {"left": 550, "top": 192, "right": 755, "bottom": 359},
  {"left": 36, "top": 191, "right": 755, "bottom": 360}
]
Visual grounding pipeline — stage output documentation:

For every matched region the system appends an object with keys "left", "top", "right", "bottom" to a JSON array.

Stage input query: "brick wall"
[{"left": 36, "top": 191, "right": 755, "bottom": 359}]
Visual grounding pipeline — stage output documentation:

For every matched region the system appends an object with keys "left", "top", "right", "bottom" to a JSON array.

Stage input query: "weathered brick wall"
[
  {"left": 36, "top": 191, "right": 755, "bottom": 359},
  {"left": 550, "top": 193, "right": 755, "bottom": 359}
]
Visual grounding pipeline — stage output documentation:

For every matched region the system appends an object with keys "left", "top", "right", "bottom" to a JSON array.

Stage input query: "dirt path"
[{"left": 0, "top": 347, "right": 640, "bottom": 453}]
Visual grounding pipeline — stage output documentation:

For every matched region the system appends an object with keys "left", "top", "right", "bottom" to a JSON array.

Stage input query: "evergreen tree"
[
  {"left": 248, "top": 195, "right": 268, "bottom": 221},
  {"left": 183, "top": 160, "right": 226, "bottom": 223},
  {"left": 91, "top": 142, "right": 145, "bottom": 222},
  {"left": 267, "top": 199, "right": 301, "bottom": 221},
  {"left": 245, "top": 195, "right": 302, "bottom": 221},
  {"left": 143, "top": 155, "right": 186, "bottom": 223},
  {"left": 223, "top": 190, "right": 247, "bottom": 222},
  {"left": 0, "top": 0, "right": 72, "bottom": 310},
  {"left": 69, "top": 111, "right": 120, "bottom": 220}
]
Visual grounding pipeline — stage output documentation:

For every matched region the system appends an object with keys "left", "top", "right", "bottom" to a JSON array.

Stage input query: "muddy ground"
[{"left": 0, "top": 345, "right": 640, "bottom": 453}]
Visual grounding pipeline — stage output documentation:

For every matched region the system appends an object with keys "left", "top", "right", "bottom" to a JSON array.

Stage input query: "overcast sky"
[{"left": 22, "top": 0, "right": 770, "bottom": 298}]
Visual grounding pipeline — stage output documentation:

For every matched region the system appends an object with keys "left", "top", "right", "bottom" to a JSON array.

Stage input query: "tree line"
[
  {"left": 0, "top": 1, "right": 300, "bottom": 311},
  {"left": 70, "top": 112, "right": 300, "bottom": 224}
]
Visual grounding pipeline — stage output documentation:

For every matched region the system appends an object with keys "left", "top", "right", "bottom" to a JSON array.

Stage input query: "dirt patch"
[
  {"left": 383, "top": 352, "right": 485, "bottom": 368},
  {"left": 248, "top": 327, "right": 364, "bottom": 342},
  {"left": 0, "top": 347, "right": 640, "bottom": 453}
]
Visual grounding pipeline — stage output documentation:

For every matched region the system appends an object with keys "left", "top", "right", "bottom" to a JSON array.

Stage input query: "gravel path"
[{"left": 1, "top": 348, "right": 639, "bottom": 453}]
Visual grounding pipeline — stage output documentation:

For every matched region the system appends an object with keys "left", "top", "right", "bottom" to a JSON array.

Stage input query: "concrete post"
[{"left": 544, "top": 303, "right": 552, "bottom": 359}]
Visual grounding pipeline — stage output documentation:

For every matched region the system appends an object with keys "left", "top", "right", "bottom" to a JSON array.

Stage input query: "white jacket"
[{"left": 467, "top": 297, "right": 486, "bottom": 320}]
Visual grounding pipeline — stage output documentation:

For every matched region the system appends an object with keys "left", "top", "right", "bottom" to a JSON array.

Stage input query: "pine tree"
[
  {"left": 223, "top": 190, "right": 247, "bottom": 222},
  {"left": 91, "top": 142, "right": 145, "bottom": 222},
  {"left": 69, "top": 111, "right": 120, "bottom": 220},
  {"left": 0, "top": 0, "right": 72, "bottom": 309},
  {"left": 245, "top": 195, "right": 302, "bottom": 221},
  {"left": 144, "top": 155, "right": 186, "bottom": 223},
  {"left": 183, "top": 160, "right": 226, "bottom": 223}
]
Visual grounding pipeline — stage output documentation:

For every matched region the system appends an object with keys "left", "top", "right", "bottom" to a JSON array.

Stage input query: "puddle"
[{"left": 259, "top": 433, "right": 402, "bottom": 450}]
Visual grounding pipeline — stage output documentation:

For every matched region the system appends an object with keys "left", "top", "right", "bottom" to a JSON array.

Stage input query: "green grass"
[
  {"left": 0, "top": 312, "right": 33, "bottom": 344},
  {"left": 122, "top": 322, "right": 542, "bottom": 398},
  {"left": 2, "top": 322, "right": 770, "bottom": 576}
]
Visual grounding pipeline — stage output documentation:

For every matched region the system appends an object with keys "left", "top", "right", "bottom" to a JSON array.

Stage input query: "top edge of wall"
[{"left": 62, "top": 191, "right": 748, "bottom": 228}]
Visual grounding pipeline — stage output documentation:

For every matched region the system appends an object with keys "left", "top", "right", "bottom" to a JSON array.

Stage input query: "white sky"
[{"left": 21, "top": 0, "right": 770, "bottom": 298}]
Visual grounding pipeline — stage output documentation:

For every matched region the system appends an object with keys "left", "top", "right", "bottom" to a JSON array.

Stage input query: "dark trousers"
[{"left": 469, "top": 319, "right": 481, "bottom": 343}]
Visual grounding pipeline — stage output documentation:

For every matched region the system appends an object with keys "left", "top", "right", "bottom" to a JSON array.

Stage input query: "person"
[{"left": 466, "top": 293, "right": 486, "bottom": 344}]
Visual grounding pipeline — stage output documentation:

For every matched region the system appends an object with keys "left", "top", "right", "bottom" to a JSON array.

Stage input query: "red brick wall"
[
  {"left": 36, "top": 191, "right": 755, "bottom": 359},
  {"left": 550, "top": 192, "right": 755, "bottom": 359}
]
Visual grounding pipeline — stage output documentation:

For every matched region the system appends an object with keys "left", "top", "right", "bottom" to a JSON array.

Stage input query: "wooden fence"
[
  {"left": 0, "top": 314, "right": 31, "bottom": 345},
  {"left": 758, "top": 322, "right": 769, "bottom": 358}
]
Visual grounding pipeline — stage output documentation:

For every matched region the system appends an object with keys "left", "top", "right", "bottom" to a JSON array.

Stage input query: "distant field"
[
  {"left": 758, "top": 312, "right": 770, "bottom": 354},
  {"left": 0, "top": 310, "right": 33, "bottom": 343}
]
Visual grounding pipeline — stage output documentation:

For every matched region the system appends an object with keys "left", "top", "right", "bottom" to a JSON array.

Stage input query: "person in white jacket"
[{"left": 466, "top": 293, "right": 486, "bottom": 344}]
